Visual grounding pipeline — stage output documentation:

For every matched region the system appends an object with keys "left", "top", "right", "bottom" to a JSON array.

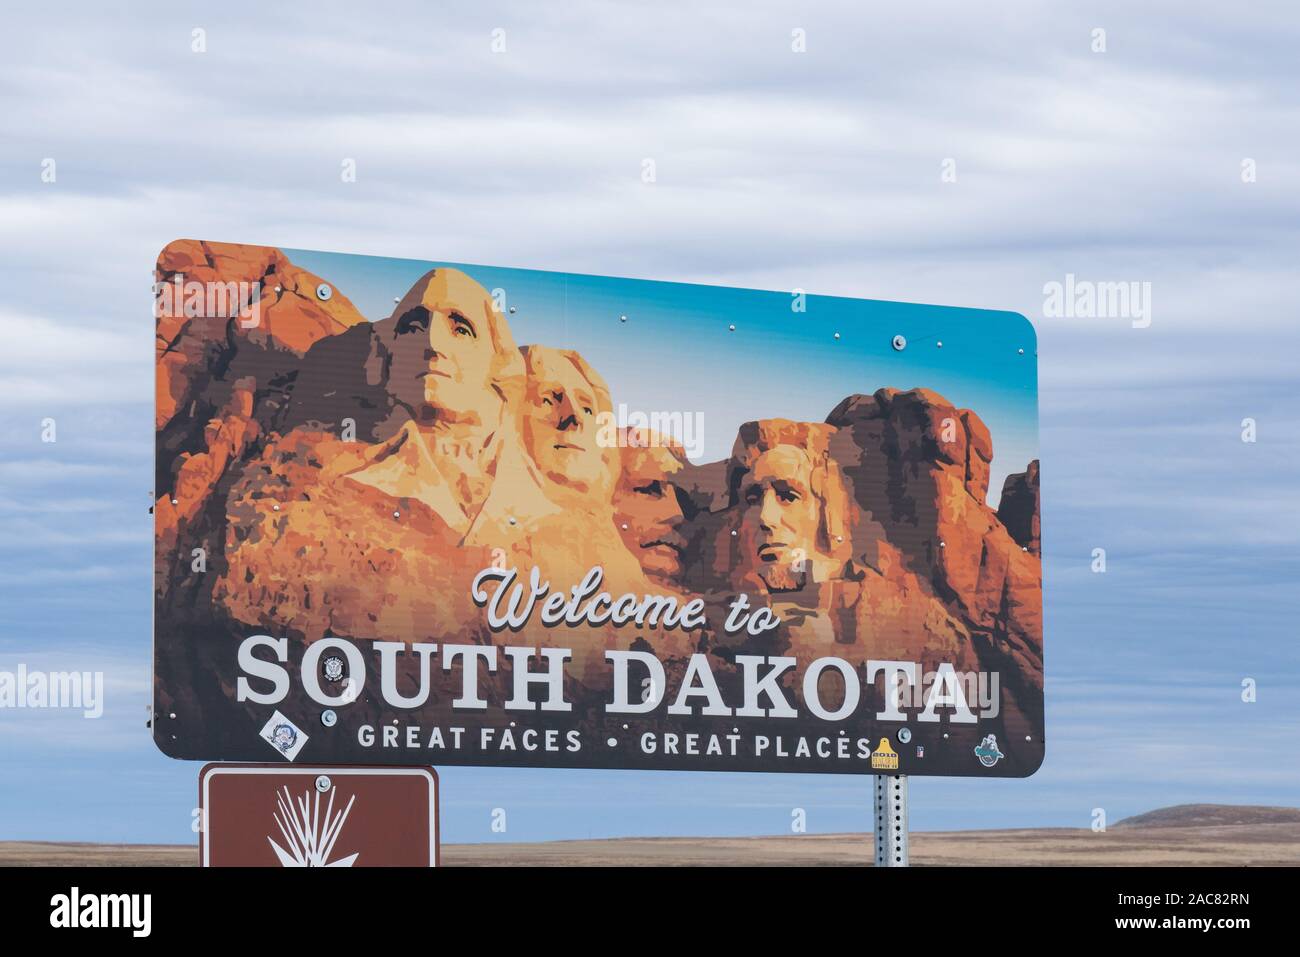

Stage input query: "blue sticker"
[{"left": 974, "top": 734, "right": 1004, "bottom": 768}]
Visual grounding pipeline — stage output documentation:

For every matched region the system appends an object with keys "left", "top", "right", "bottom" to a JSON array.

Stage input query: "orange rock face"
[
  {"left": 998, "top": 459, "right": 1041, "bottom": 556},
  {"left": 155, "top": 238, "right": 366, "bottom": 434},
  {"left": 824, "top": 388, "right": 1043, "bottom": 696},
  {"left": 214, "top": 428, "right": 489, "bottom": 644},
  {"left": 154, "top": 240, "right": 369, "bottom": 614}
]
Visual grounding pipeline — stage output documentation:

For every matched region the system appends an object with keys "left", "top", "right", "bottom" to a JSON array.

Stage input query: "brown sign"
[{"left": 199, "top": 765, "right": 439, "bottom": 867}]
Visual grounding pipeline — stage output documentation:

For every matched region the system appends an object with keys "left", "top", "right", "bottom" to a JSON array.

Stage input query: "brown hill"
[{"left": 1115, "top": 803, "right": 1300, "bottom": 829}]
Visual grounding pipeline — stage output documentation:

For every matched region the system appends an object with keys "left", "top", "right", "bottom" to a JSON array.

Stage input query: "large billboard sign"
[{"left": 154, "top": 240, "right": 1043, "bottom": 777}]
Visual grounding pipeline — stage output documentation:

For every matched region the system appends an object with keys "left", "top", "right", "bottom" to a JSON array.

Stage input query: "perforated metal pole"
[{"left": 873, "top": 774, "right": 909, "bottom": 867}]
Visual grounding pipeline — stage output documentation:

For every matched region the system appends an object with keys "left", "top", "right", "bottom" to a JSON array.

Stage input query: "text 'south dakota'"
[{"left": 235, "top": 564, "right": 995, "bottom": 725}]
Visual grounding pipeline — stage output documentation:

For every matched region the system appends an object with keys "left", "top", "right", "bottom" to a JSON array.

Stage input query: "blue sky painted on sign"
[
  {"left": 288, "top": 246, "right": 1040, "bottom": 497},
  {"left": 1, "top": 1, "right": 1298, "bottom": 845}
]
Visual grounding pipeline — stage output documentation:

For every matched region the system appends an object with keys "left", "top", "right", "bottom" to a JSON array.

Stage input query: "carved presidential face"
[
  {"left": 384, "top": 270, "right": 500, "bottom": 424},
  {"left": 522, "top": 347, "right": 611, "bottom": 494},
  {"left": 737, "top": 444, "right": 824, "bottom": 587},
  {"left": 614, "top": 436, "right": 688, "bottom": 585},
  {"left": 738, "top": 442, "right": 816, "bottom": 566}
]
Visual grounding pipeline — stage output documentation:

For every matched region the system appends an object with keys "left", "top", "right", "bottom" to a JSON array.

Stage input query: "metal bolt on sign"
[{"left": 873, "top": 774, "right": 909, "bottom": 867}]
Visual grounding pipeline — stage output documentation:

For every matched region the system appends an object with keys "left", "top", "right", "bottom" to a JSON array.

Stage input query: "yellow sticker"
[{"left": 870, "top": 737, "right": 899, "bottom": 771}]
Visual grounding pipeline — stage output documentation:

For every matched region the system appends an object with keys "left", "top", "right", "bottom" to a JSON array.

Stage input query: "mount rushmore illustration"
[{"left": 154, "top": 240, "right": 1042, "bottom": 768}]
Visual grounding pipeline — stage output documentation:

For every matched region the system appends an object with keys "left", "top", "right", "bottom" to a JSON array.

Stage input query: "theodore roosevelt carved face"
[{"left": 613, "top": 429, "right": 690, "bottom": 587}]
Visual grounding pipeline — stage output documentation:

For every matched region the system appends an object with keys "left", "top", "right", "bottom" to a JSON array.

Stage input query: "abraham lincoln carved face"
[
  {"left": 728, "top": 420, "right": 849, "bottom": 591},
  {"left": 741, "top": 445, "right": 821, "bottom": 570}
]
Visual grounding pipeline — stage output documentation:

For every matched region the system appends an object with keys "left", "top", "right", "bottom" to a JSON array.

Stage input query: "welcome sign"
[{"left": 153, "top": 240, "right": 1044, "bottom": 777}]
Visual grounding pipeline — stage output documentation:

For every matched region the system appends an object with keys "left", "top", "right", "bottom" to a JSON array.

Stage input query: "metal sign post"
[{"left": 874, "top": 774, "right": 909, "bottom": 867}]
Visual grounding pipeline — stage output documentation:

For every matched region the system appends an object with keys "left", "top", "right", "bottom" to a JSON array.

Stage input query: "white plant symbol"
[{"left": 268, "top": 785, "right": 359, "bottom": 867}]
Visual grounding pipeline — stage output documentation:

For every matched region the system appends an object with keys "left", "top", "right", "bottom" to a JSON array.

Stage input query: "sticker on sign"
[
  {"left": 154, "top": 240, "right": 1044, "bottom": 778},
  {"left": 258, "top": 710, "right": 308, "bottom": 761},
  {"left": 199, "top": 765, "right": 439, "bottom": 867}
]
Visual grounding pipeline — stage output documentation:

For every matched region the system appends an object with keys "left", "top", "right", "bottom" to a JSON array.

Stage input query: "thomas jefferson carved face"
[
  {"left": 383, "top": 269, "right": 504, "bottom": 425},
  {"left": 521, "top": 346, "right": 613, "bottom": 495},
  {"left": 614, "top": 431, "right": 688, "bottom": 586},
  {"left": 729, "top": 421, "right": 848, "bottom": 591}
]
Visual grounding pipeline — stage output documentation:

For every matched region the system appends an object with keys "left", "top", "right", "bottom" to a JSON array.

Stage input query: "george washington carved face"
[
  {"left": 520, "top": 345, "right": 614, "bottom": 496},
  {"left": 728, "top": 420, "right": 849, "bottom": 591},
  {"left": 380, "top": 269, "right": 516, "bottom": 426}
]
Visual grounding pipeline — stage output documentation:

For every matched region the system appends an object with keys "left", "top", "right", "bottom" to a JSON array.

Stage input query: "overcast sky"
[{"left": 1, "top": 1, "right": 1297, "bottom": 844}]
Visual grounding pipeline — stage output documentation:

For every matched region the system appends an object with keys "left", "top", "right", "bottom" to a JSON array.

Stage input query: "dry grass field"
[{"left": 2, "top": 805, "right": 1297, "bottom": 867}]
